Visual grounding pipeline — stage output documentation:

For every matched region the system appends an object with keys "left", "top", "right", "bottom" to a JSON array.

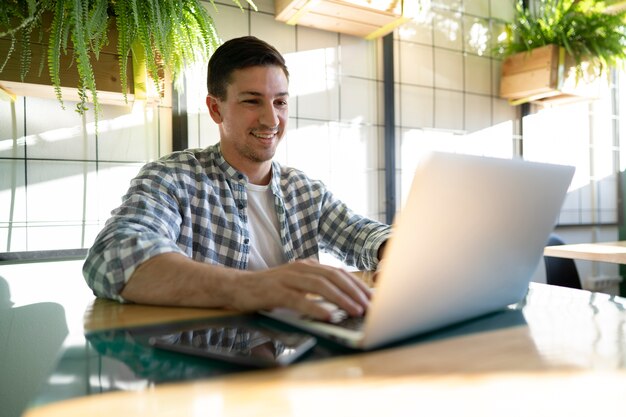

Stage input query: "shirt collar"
[{"left": 212, "top": 143, "right": 282, "bottom": 194}]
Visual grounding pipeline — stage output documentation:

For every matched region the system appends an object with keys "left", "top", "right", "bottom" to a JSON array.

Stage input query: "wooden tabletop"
[
  {"left": 25, "top": 283, "right": 626, "bottom": 417},
  {"left": 544, "top": 240, "right": 626, "bottom": 264}
]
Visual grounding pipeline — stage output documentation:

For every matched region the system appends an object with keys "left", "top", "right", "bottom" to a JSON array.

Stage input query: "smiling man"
[{"left": 83, "top": 36, "right": 391, "bottom": 321}]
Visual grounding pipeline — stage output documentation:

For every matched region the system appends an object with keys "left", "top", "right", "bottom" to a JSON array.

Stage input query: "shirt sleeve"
[
  {"left": 82, "top": 162, "right": 188, "bottom": 302},
  {"left": 317, "top": 189, "right": 391, "bottom": 271}
]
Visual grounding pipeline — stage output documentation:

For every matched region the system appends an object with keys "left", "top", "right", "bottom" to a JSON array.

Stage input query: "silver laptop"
[{"left": 262, "top": 152, "right": 575, "bottom": 350}]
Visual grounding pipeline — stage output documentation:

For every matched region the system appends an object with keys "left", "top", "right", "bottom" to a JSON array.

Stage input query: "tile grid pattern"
[
  {"left": 1, "top": 0, "right": 617, "bottom": 254},
  {"left": 0, "top": 95, "right": 170, "bottom": 252}
]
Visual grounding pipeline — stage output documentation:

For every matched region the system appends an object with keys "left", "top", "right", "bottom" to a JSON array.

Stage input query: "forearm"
[
  {"left": 120, "top": 252, "right": 244, "bottom": 308},
  {"left": 122, "top": 255, "right": 371, "bottom": 320},
  {"left": 321, "top": 210, "right": 390, "bottom": 270}
]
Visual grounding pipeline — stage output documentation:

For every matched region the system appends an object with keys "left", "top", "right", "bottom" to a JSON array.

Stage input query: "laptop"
[{"left": 262, "top": 152, "right": 575, "bottom": 350}]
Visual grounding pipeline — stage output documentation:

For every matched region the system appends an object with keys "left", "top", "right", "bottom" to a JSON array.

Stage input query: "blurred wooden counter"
[
  {"left": 25, "top": 283, "right": 626, "bottom": 417},
  {"left": 544, "top": 240, "right": 626, "bottom": 264}
]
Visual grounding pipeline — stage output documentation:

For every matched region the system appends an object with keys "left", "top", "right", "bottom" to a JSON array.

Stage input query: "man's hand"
[
  {"left": 121, "top": 253, "right": 370, "bottom": 322},
  {"left": 227, "top": 259, "right": 371, "bottom": 321}
]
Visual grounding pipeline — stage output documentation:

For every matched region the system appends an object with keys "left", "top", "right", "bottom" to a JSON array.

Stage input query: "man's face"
[{"left": 207, "top": 65, "right": 289, "bottom": 172}]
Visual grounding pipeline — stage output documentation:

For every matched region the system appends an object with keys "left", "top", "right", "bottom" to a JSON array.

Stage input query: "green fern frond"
[
  {"left": 112, "top": 0, "right": 133, "bottom": 100},
  {"left": 133, "top": 0, "right": 161, "bottom": 94},
  {"left": 87, "top": 0, "right": 109, "bottom": 58},
  {"left": 69, "top": 0, "right": 99, "bottom": 118},
  {"left": 18, "top": 16, "right": 35, "bottom": 82},
  {"left": 0, "top": 35, "right": 15, "bottom": 73},
  {"left": 48, "top": 0, "right": 66, "bottom": 108},
  {"left": 0, "top": 0, "right": 38, "bottom": 37}
]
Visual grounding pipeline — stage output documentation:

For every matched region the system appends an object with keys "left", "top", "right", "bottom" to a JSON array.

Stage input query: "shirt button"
[
  {"left": 244, "top": 238, "right": 249, "bottom": 244},
  {"left": 238, "top": 174, "right": 244, "bottom": 180},
  {"left": 238, "top": 203, "right": 244, "bottom": 210}
]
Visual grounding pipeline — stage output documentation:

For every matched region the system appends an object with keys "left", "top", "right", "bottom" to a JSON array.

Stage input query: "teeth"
[{"left": 252, "top": 132, "right": 276, "bottom": 139}]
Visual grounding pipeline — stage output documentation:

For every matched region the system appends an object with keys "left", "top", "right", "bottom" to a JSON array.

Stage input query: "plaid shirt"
[{"left": 83, "top": 144, "right": 391, "bottom": 302}]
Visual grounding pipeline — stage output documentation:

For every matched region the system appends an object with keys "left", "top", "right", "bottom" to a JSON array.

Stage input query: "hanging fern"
[
  {"left": 0, "top": 0, "right": 257, "bottom": 120},
  {"left": 496, "top": 0, "right": 626, "bottom": 77}
]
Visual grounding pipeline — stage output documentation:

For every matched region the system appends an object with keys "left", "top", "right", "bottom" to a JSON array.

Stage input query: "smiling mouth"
[{"left": 251, "top": 131, "right": 278, "bottom": 139}]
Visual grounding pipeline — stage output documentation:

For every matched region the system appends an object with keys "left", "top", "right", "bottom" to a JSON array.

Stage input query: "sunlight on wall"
[
  {"left": 399, "top": 122, "right": 515, "bottom": 207},
  {"left": 523, "top": 108, "right": 591, "bottom": 191},
  {"left": 0, "top": 98, "right": 163, "bottom": 252},
  {"left": 467, "top": 21, "right": 489, "bottom": 56},
  {"left": 434, "top": 9, "right": 460, "bottom": 43},
  {"left": 523, "top": 101, "right": 618, "bottom": 225},
  {"left": 87, "top": 101, "right": 154, "bottom": 135},
  {"left": 184, "top": 61, "right": 209, "bottom": 116},
  {"left": 285, "top": 48, "right": 338, "bottom": 98}
]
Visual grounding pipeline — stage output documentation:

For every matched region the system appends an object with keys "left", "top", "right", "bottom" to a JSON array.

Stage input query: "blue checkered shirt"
[{"left": 83, "top": 144, "right": 391, "bottom": 302}]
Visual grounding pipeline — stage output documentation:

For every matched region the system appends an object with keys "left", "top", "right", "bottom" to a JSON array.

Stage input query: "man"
[{"left": 83, "top": 36, "right": 390, "bottom": 321}]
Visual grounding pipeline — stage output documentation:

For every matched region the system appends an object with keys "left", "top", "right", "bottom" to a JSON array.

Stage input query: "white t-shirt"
[{"left": 245, "top": 182, "right": 286, "bottom": 270}]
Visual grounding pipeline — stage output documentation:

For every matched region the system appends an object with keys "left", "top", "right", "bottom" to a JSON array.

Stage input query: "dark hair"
[{"left": 207, "top": 36, "right": 289, "bottom": 100}]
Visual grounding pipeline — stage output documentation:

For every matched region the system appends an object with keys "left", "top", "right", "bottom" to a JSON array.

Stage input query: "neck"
[
  {"left": 223, "top": 153, "right": 272, "bottom": 185},
  {"left": 246, "top": 163, "right": 272, "bottom": 185},
  {"left": 218, "top": 142, "right": 274, "bottom": 185}
]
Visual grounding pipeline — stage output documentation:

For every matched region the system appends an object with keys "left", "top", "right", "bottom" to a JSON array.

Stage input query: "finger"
[
  {"left": 349, "top": 271, "right": 374, "bottom": 297},
  {"left": 309, "top": 265, "right": 371, "bottom": 310},
  {"left": 284, "top": 270, "right": 366, "bottom": 317},
  {"left": 257, "top": 284, "right": 334, "bottom": 321},
  {"left": 283, "top": 292, "right": 336, "bottom": 321},
  {"left": 331, "top": 269, "right": 371, "bottom": 307}
]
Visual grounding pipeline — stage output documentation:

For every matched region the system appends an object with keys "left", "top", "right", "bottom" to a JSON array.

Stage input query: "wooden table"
[
  {"left": 23, "top": 283, "right": 626, "bottom": 417},
  {"left": 544, "top": 240, "right": 626, "bottom": 264}
]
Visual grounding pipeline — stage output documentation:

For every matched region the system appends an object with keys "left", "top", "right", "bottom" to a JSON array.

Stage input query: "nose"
[{"left": 260, "top": 102, "right": 279, "bottom": 129}]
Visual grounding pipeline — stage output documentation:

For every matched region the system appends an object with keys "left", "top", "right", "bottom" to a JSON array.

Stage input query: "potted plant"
[
  {"left": 496, "top": 0, "right": 626, "bottom": 105},
  {"left": 0, "top": 0, "right": 255, "bottom": 120}
]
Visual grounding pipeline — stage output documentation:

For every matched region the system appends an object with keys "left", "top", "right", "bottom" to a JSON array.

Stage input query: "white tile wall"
[
  {"left": 465, "top": 54, "right": 492, "bottom": 94},
  {"left": 395, "top": 0, "right": 519, "bottom": 208},
  {"left": 1, "top": 0, "right": 519, "bottom": 252},
  {"left": 251, "top": 12, "right": 296, "bottom": 53},
  {"left": 207, "top": 2, "right": 249, "bottom": 42},
  {"left": 0, "top": 160, "right": 26, "bottom": 224},
  {"left": 464, "top": 0, "right": 490, "bottom": 16},
  {"left": 465, "top": 93, "right": 492, "bottom": 133},
  {"left": 398, "top": 41, "right": 434, "bottom": 87},
  {"left": 397, "top": 12, "right": 433, "bottom": 45},
  {"left": 95, "top": 163, "right": 144, "bottom": 221},
  {"left": 489, "top": 0, "right": 515, "bottom": 21},
  {"left": 400, "top": 85, "right": 434, "bottom": 129},
  {"left": 23, "top": 97, "right": 94, "bottom": 161},
  {"left": 434, "top": 48, "right": 464, "bottom": 90},
  {"left": 0, "top": 96, "right": 169, "bottom": 251},
  {"left": 283, "top": 119, "right": 333, "bottom": 184},
  {"left": 339, "top": 35, "right": 379, "bottom": 80},
  {"left": 0, "top": 99, "right": 25, "bottom": 159},
  {"left": 6, "top": 0, "right": 617, "bottom": 284},
  {"left": 339, "top": 76, "right": 380, "bottom": 124},
  {"left": 249, "top": 0, "right": 274, "bottom": 13},
  {"left": 433, "top": 9, "right": 463, "bottom": 51},
  {"left": 434, "top": 89, "right": 464, "bottom": 131}
]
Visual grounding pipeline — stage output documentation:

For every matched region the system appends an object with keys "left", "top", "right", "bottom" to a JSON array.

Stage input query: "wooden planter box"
[
  {"left": 275, "top": 0, "right": 414, "bottom": 39},
  {"left": 500, "top": 44, "right": 602, "bottom": 106}
]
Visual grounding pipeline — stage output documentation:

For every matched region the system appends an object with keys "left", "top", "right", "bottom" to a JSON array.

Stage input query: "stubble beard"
[{"left": 238, "top": 140, "right": 278, "bottom": 164}]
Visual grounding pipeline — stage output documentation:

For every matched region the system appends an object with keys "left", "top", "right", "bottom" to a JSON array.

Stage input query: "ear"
[{"left": 206, "top": 95, "right": 223, "bottom": 124}]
